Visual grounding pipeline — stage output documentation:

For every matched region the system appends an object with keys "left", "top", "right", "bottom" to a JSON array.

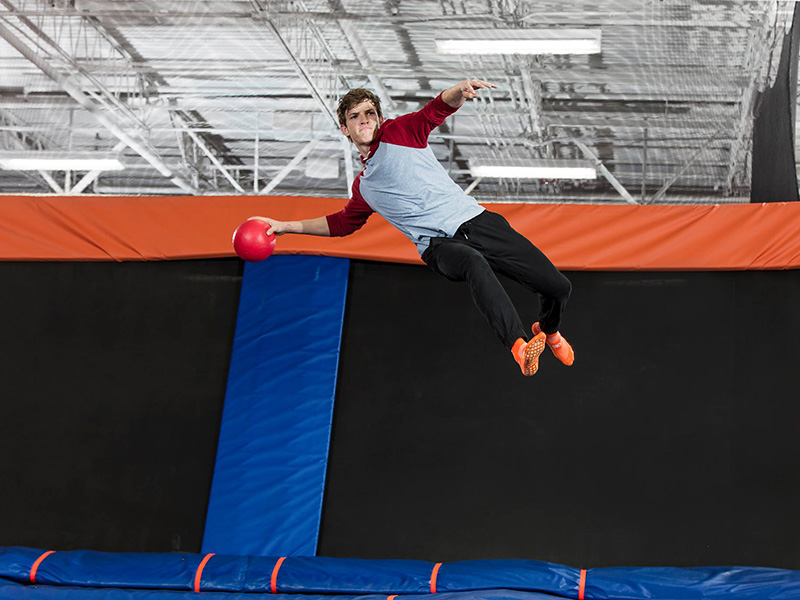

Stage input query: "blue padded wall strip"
[{"left": 202, "top": 256, "right": 349, "bottom": 557}]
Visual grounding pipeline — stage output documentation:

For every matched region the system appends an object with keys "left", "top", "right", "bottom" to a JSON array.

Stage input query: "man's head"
[{"left": 337, "top": 88, "right": 383, "bottom": 147}]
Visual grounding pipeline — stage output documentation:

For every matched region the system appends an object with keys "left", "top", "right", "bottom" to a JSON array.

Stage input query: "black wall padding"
[
  {"left": 0, "top": 259, "right": 242, "bottom": 553},
  {"left": 751, "top": 2, "right": 800, "bottom": 202},
  {"left": 320, "top": 261, "right": 800, "bottom": 569}
]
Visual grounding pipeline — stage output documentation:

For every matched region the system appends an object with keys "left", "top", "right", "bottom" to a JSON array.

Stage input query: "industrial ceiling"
[{"left": 0, "top": 0, "right": 794, "bottom": 203}]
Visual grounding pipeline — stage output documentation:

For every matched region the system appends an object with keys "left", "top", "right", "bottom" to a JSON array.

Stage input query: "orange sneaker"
[
  {"left": 532, "top": 322, "right": 574, "bottom": 366},
  {"left": 511, "top": 332, "right": 547, "bottom": 376}
]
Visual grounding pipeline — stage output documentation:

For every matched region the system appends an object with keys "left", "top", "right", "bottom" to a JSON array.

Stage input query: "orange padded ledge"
[{"left": 0, "top": 195, "right": 799, "bottom": 270}]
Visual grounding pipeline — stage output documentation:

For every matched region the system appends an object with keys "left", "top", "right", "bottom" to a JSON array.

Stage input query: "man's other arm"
[
  {"left": 386, "top": 78, "right": 498, "bottom": 147},
  {"left": 441, "top": 78, "right": 497, "bottom": 108}
]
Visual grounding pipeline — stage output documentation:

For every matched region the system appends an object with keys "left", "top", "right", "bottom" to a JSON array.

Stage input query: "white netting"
[{"left": 0, "top": 0, "right": 791, "bottom": 202}]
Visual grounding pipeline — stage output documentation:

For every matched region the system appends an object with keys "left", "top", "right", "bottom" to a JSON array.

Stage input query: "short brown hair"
[{"left": 337, "top": 88, "right": 382, "bottom": 127}]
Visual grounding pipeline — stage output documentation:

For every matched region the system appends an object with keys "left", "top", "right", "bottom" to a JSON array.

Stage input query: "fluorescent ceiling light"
[
  {"left": 435, "top": 28, "right": 601, "bottom": 55},
  {"left": 0, "top": 152, "right": 125, "bottom": 171},
  {"left": 469, "top": 158, "right": 597, "bottom": 180}
]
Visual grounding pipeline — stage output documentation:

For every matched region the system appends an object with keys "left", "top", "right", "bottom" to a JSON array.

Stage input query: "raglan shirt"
[{"left": 326, "top": 93, "right": 485, "bottom": 255}]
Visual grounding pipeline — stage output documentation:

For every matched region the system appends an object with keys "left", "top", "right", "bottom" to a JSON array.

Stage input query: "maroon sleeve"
[
  {"left": 325, "top": 175, "right": 374, "bottom": 237},
  {"left": 380, "top": 93, "right": 459, "bottom": 149}
]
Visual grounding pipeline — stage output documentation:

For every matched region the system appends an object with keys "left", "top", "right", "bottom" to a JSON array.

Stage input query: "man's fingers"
[
  {"left": 463, "top": 78, "right": 497, "bottom": 99},
  {"left": 245, "top": 215, "right": 280, "bottom": 235},
  {"left": 472, "top": 79, "right": 498, "bottom": 89}
]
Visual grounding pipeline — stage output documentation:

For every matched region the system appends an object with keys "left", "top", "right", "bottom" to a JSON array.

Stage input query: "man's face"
[{"left": 340, "top": 100, "right": 382, "bottom": 146}]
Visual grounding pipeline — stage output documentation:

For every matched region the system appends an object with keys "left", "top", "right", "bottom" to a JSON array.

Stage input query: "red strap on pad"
[
  {"left": 193, "top": 553, "right": 215, "bottom": 592},
  {"left": 271, "top": 557, "right": 287, "bottom": 593},
  {"left": 29, "top": 551, "right": 56, "bottom": 583},
  {"left": 430, "top": 563, "right": 442, "bottom": 593}
]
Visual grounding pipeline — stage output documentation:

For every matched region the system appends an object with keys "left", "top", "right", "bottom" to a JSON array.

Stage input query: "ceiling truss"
[{"left": 0, "top": 0, "right": 794, "bottom": 203}]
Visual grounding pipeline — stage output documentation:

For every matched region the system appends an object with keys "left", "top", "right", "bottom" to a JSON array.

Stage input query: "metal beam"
[
  {"left": 0, "top": 0, "right": 144, "bottom": 126},
  {"left": 173, "top": 113, "right": 246, "bottom": 194},
  {"left": 0, "top": 108, "right": 64, "bottom": 193},
  {"left": 68, "top": 140, "right": 127, "bottom": 194},
  {"left": 519, "top": 68, "right": 543, "bottom": 138},
  {"left": 338, "top": 19, "right": 395, "bottom": 111},
  {"left": 68, "top": 169, "right": 101, "bottom": 194},
  {"left": 252, "top": 4, "right": 366, "bottom": 197},
  {"left": 341, "top": 137, "right": 355, "bottom": 196},
  {"left": 0, "top": 18, "right": 196, "bottom": 193},
  {"left": 464, "top": 177, "right": 483, "bottom": 195},
  {"left": 87, "top": 5, "right": 245, "bottom": 189},
  {"left": 260, "top": 139, "right": 319, "bottom": 195},
  {"left": 575, "top": 141, "right": 638, "bottom": 204},
  {"left": 0, "top": 6, "right": 763, "bottom": 29},
  {"left": 641, "top": 127, "right": 648, "bottom": 203},
  {"left": 258, "top": 16, "right": 339, "bottom": 128},
  {"left": 38, "top": 170, "right": 64, "bottom": 194},
  {"left": 651, "top": 129, "right": 725, "bottom": 203}
]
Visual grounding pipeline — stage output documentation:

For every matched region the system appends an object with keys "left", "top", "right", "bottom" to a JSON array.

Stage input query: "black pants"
[{"left": 421, "top": 210, "right": 571, "bottom": 349}]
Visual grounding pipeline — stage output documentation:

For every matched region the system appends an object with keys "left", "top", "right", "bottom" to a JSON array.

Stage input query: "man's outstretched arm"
[
  {"left": 251, "top": 191, "right": 374, "bottom": 238},
  {"left": 254, "top": 216, "right": 330, "bottom": 237},
  {"left": 441, "top": 78, "right": 497, "bottom": 108},
  {"left": 390, "top": 78, "right": 499, "bottom": 146}
]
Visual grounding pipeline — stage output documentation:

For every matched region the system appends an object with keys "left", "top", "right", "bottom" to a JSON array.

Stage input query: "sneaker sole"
[{"left": 523, "top": 333, "right": 546, "bottom": 376}]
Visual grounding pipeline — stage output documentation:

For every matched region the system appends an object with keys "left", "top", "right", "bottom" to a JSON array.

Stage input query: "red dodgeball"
[{"left": 232, "top": 218, "right": 277, "bottom": 262}]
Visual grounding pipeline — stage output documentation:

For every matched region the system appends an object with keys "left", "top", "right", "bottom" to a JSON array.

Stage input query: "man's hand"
[
  {"left": 458, "top": 78, "right": 498, "bottom": 99},
  {"left": 248, "top": 216, "right": 296, "bottom": 236},
  {"left": 442, "top": 78, "right": 498, "bottom": 107}
]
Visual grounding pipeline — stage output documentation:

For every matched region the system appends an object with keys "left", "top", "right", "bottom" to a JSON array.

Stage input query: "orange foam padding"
[
  {"left": 194, "top": 553, "right": 215, "bottom": 593},
  {"left": 430, "top": 563, "right": 442, "bottom": 593},
  {"left": 29, "top": 550, "right": 55, "bottom": 583},
  {"left": 1, "top": 195, "right": 800, "bottom": 270},
  {"left": 271, "top": 557, "right": 287, "bottom": 594}
]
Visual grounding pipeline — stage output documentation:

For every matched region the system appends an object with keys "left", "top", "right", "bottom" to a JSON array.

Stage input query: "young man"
[{"left": 259, "top": 79, "right": 573, "bottom": 376}]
